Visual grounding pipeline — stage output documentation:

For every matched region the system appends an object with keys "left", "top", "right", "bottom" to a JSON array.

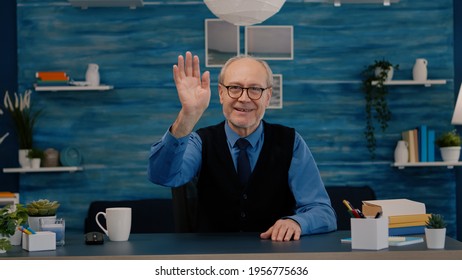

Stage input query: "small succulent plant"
[
  {"left": 435, "top": 130, "right": 461, "bottom": 148},
  {"left": 425, "top": 213, "right": 447, "bottom": 229},
  {"left": 26, "top": 199, "right": 60, "bottom": 217}
]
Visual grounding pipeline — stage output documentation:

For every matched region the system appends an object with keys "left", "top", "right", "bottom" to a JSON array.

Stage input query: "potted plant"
[
  {"left": 3, "top": 90, "right": 43, "bottom": 168},
  {"left": 362, "top": 59, "right": 399, "bottom": 158},
  {"left": 435, "top": 129, "right": 461, "bottom": 162},
  {"left": 28, "top": 147, "right": 44, "bottom": 169},
  {"left": 425, "top": 213, "right": 447, "bottom": 249},
  {"left": 0, "top": 204, "right": 28, "bottom": 252},
  {"left": 26, "top": 199, "right": 60, "bottom": 231}
]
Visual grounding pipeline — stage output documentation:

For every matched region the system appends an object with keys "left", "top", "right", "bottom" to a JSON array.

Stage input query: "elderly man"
[{"left": 148, "top": 51, "right": 336, "bottom": 241}]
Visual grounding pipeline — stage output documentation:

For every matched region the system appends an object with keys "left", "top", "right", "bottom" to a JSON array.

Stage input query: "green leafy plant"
[
  {"left": 3, "top": 90, "right": 43, "bottom": 149},
  {"left": 26, "top": 199, "right": 60, "bottom": 217},
  {"left": 435, "top": 130, "right": 461, "bottom": 148},
  {"left": 0, "top": 238, "right": 12, "bottom": 252},
  {"left": 425, "top": 213, "right": 447, "bottom": 229},
  {"left": 0, "top": 204, "right": 28, "bottom": 236},
  {"left": 28, "top": 147, "right": 44, "bottom": 159},
  {"left": 362, "top": 59, "right": 399, "bottom": 158},
  {"left": 0, "top": 204, "right": 28, "bottom": 252}
]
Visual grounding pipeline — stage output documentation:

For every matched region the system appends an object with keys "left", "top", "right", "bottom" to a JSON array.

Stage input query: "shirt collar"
[{"left": 225, "top": 121, "right": 263, "bottom": 148}]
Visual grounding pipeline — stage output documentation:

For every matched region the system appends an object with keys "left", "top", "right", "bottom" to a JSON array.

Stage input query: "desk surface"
[{"left": 2, "top": 231, "right": 462, "bottom": 260}]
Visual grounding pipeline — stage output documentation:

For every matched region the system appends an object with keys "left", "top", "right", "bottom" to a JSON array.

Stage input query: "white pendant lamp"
[{"left": 204, "top": 0, "right": 286, "bottom": 26}]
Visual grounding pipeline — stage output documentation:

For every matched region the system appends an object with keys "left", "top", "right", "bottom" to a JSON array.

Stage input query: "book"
[
  {"left": 0, "top": 192, "right": 16, "bottom": 198},
  {"left": 389, "top": 221, "right": 427, "bottom": 228},
  {"left": 389, "top": 225, "right": 425, "bottom": 235},
  {"left": 36, "top": 71, "right": 68, "bottom": 81},
  {"left": 362, "top": 199, "right": 426, "bottom": 217},
  {"left": 413, "top": 128, "right": 419, "bottom": 162},
  {"left": 419, "top": 124, "right": 427, "bottom": 162},
  {"left": 389, "top": 236, "right": 424, "bottom": 246},
  {"left": 388, "top": 213, "right": 431, "bottom": 224},
  {"left": 341, "top": 236, "right": 424, "bottom": 246},
  {"left": 428, "top": 129, "right": 435, "bottom": 161},
  {"left": 402, "top": 129, "right": 416, "bottom": 162}
]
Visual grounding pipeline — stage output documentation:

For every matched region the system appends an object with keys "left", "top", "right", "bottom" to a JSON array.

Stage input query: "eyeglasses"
[{"left": 220, "top": 84, "right": 271, "bottom": 100}]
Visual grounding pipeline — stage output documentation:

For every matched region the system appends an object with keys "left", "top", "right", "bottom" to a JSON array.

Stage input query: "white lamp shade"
[
  {"left": 204, "top": 0, "right": 286, "bottom": 26},
  {"left": 452, "top": 83, "right": 462, "bottom": 125}
]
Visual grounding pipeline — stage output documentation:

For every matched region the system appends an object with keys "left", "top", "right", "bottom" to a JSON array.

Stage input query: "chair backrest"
[
  {"left": 84, "top": 198, "right": 175, "bottom": 233},
  {"left": 171, "top": 179, "right": 198, "bottom": 233},
  {"left": 326, "top": 186, "right": 376, "bottom": 230}
]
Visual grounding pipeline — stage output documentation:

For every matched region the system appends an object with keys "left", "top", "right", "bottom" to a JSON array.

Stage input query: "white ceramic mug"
[{"left": 95, "top": 207, "right": 131, "bottom": 241}]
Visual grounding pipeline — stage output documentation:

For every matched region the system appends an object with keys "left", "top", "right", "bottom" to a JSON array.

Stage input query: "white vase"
[
  {"left": 394, "top": 140, "right": 409, "bottom": 163},
  {"left": 85, "top": 63, "right": 100, "bottom": 86},
  {"left": 413, "top": 58, "right": 428, "bottom": 81},
  {"left": 18, "top": 149, "right": 31, "bottom": 168},
  {"left": 425, "top": 228, "right": 446, "bottom": 249},
  {"left": 440, "top": 147, "right": 461, "bottom": 162}
]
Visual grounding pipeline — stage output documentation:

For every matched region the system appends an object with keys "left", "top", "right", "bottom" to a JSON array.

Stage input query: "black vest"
[{"left": 195, "top": 121, "right": 296, "bottom": 232}]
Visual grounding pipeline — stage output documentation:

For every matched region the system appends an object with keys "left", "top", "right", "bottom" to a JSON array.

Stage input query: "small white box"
[
  {"left": 351, "top": 218, "right": 388, "bottom": 250},
  {"left": 22, "top": 231, "right": 56, "bottom": 252}
]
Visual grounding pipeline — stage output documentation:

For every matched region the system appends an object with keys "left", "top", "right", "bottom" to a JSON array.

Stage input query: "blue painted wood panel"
[{"left": 11, "top": 0, "right": 457, "bottom": 236}]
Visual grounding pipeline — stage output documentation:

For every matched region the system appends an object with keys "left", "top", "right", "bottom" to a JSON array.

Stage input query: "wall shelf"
[
  {"left": 392, "top": 162, "right": 462, "bottom": 169},
  {"left": 34, "top": 85, "right": 113, "bottom": 92},
  {"left": 371, "top": 79, "right": 447, "bottom": 87},
  {"left": 3, "top": 166, "right": 83, "bottom": 173}
]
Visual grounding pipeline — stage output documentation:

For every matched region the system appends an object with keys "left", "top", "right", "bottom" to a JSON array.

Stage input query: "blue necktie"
[{"left": 236, "top": 138, "right": 251, "bottom": 185}]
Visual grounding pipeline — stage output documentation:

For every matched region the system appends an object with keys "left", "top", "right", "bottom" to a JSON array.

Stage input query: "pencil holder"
[
  {"left": 351, "top": 217, "right": 388, "bottom": 250},
  {"left": 22, "top": 231, "right": 56, "bottom": 252}
]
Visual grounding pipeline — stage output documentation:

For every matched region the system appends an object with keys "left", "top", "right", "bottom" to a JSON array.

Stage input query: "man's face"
[{"left": 219, "top": 58, "right": 272, "bottom": 137}]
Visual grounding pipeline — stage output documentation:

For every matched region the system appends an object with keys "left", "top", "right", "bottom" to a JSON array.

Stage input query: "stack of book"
[
  {"left": 401, "top": 124, "right": 436, "bottom": 163},
  {"left": 362, "top": 199, "right": 429, "bottom": 235},
  {"left": 388, "top": 213, "right": 431, "bottom": 235},
  {"left": 35, "top": 71, "right": 70, "bottom": 86}
]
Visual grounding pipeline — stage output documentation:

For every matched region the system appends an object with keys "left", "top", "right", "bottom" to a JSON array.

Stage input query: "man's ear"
[
  {"left": 218, "top": 85, "right": 224, "bottom": 104},
  {"left": 264, "top": 88, "right": 273, "bottom": 107}
]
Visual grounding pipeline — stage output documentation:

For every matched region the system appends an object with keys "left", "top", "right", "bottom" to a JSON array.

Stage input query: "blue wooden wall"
[{"left": 8, "top": 0, "right": 458, "bottom": 236}]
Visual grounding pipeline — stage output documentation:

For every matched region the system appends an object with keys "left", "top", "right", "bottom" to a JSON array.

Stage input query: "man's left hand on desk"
[{"left": 260, "top": 219, "right": 301, "bottom": 242}]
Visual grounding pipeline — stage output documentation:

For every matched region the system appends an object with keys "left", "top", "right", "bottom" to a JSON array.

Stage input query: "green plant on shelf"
[{"left": 362, "top": 59, "right": 399, "bottom": 158}]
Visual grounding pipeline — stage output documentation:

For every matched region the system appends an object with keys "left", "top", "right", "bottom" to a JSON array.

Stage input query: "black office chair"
[
  {"left": 326, "top": 186, "right": 376, "bottom": 231},
  {"left": 84, "top": 198, "right": 175, "bottom": 233},
  {"left": 171, "top": 179, "right": 198, "bottom": 233}
]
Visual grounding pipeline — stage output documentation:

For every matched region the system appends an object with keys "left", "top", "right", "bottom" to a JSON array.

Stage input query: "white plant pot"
[
  {"left": 375, "top": 66, "right": 394, "bottom": 81},
  {"left": 28, "top": 215, "right": 56, "bottom": 232},
  {"left": 18, "top": 149, "right": 31, "bottom": 168},
  {"left": 425, "top": 228, "right": 446, "bottom": 249},
  {"left": 8, "top": 228, "right": 22, "bottom": 246},
  {"left": 31, "top": 158, "right": 41, "bottom": 169},
  {"left": 440, "top": 146, "right": 461, "bottom": 162}
]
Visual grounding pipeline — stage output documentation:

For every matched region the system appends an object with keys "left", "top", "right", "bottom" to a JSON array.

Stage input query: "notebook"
[{"left": 341, "top": 236, "right": 424, "bottom": 246}]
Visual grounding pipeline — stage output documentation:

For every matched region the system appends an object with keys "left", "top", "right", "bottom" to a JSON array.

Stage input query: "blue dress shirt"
[{"left": 148, "top": 121, "right": 337, "bottom": 235}]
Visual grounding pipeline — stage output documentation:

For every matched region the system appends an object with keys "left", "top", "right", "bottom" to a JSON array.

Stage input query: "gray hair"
[{"left": 218, "top": 55, "right": 274, "bottom": 88}]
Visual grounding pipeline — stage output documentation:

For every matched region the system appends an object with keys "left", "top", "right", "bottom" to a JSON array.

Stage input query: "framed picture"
[
  {"left": 245, "top": 26, "right": 293, "bottom": 60},
  {"left": 268, "top": 74, "right": 283, "bottom": 109},
  {"left": 205, "top": 19, "right": 240, "bottom": 67}
]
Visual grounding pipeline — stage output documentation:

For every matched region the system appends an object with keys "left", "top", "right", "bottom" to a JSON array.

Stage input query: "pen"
[
  {"left": 342, "top": 200, "right": 354, "bottom": 211},
  {"left": 374, "top": 211, "right": 383, "bottom": 219},
  {"left": 356, "top": 209, "right": 366, "bottom": 218},
  {"left": 18, "top": 226, "right": 32, "bottom": 235}
]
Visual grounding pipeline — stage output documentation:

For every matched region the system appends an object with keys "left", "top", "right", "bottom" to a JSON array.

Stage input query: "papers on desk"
[{"left": 341, "top": 236, "right": 424, "bottom": 246}]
